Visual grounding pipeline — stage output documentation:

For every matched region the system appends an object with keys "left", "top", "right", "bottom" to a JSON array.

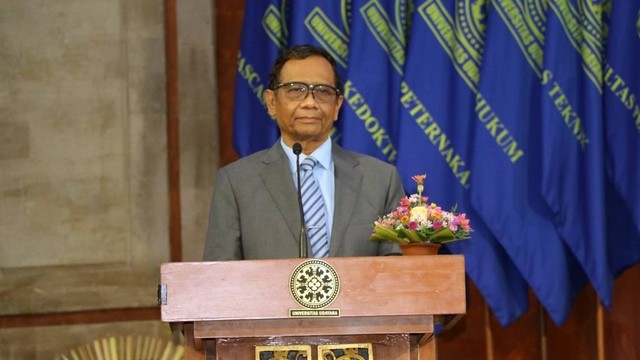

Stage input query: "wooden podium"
[{"left": 160, "top": 255, "right": 465, "bottom": 359}]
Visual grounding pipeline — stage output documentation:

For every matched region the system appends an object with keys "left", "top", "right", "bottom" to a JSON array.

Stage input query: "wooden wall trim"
[
  {"left": 165, "top": 0, "right": 182, "bottom": 262},
  {"left": 215, "top": 0, "right": 244, "bottom": 166},
  {"left": 597, "top": 301, "right": 605, "bottom": 360},
  {"left": 484, "top": 303, "right": 495, "bottom": 360},
  {"left": 0, "top": 307, "right": 160, "bottom": 328}
]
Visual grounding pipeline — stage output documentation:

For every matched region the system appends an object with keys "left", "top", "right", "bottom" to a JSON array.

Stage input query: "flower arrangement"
[{"left": 371, "top": 174, "right": 472, "bottom": 244}]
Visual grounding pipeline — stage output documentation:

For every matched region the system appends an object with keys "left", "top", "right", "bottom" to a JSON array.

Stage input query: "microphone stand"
[{"left": 293, "top": 143, "right": 308, "bottom": 258}]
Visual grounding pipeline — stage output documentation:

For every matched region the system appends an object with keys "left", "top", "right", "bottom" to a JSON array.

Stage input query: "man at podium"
[{"left": 204, "top": 45, "right": 405, "bottom": 261}]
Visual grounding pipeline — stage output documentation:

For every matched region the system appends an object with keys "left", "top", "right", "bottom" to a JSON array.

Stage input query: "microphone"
[{"left": 293, "top": 143, "right": 308, "bottom": 258}]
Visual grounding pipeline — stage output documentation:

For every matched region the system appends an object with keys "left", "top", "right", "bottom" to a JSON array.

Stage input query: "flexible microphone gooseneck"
[{"left": 293, "top": 143, "right": 308, "bottom": 258}]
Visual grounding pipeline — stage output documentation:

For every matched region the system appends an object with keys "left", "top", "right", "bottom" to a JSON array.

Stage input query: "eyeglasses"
[{"left": 272, "top": 82, "right": 340, "bottom": 103}]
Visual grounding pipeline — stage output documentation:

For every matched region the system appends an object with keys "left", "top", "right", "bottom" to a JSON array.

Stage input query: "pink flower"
[
  {"left": 449, "top": 217, "right": 460, "bottom": 232},
  {"left": 412, "top": 174, "right": 427, "bottom": 185},
  {"left": 457, "top": 213, "right": 471, "bottom": 231}
]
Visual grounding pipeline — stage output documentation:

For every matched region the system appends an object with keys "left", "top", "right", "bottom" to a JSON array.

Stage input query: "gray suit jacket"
[{"left": 203, "top": 141, "right": 405, "bottom": 260}]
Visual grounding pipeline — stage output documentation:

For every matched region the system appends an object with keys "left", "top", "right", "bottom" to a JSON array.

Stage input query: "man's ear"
[
  {"left": 333, "top": 95, "right": 344, "bottom": 121},
  {"left": 264, "top": 89, "right": 276, "bottom": 117}
]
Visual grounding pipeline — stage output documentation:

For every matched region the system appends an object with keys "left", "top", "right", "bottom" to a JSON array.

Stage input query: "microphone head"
[{"left": 292, "top": 143, "right": 302, "bottom": 155}]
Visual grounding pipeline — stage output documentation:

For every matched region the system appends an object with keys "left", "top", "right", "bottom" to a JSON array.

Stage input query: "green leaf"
[
  {"left": 370, "top": 226, "right": 409, "bottom": 243},
  {"left": 398, "top": 228, "right": 424, "bottom": 243},
  {"left": 430, "top": 227, "right": 456, "bottom": 241}
]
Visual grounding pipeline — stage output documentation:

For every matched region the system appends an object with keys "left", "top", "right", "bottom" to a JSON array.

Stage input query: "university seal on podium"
[{"left": 289, "top": 259, "right": 340, "bottom": 317}]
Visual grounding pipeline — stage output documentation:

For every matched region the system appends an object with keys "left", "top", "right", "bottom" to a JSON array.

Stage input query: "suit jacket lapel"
[
  {"left": 330, "top": 144, "right": 362, "bottom": 256},
  {"left": 259, "top": 143, "right": 300, "bottom": 245}
]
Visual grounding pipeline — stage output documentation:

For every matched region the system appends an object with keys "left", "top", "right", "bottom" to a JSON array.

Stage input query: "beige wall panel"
[
  {"left": 0, "top": 0, "right": 169, "bottom": 314},
  {"left": 0, "top": 0, "right": 129, "bottom": 268},
  {"left": 177, "top": 0, "right": 219, "bottom": 262}
]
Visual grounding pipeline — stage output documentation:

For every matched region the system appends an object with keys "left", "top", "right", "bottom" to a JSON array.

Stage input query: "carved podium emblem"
[{"left": 289, "top": 259, "right": 340, "bottom": 317}]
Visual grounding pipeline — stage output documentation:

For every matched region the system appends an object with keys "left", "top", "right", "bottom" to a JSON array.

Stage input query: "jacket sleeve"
[
  {"left": 377, "top": 166, "right": 405, "bottom": 256},
  {"left": 203, "top": 167, "right": 243, "bottom": 260}
]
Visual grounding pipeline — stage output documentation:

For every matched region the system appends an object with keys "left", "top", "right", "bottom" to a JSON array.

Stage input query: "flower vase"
[{"left": 399, "top": 243, "right": 441, "bottom": 256}]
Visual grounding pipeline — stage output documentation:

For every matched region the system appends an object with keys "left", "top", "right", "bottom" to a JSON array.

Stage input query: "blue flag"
[
  {"left": 539, "top": 0, "right": 612, "bottom": 309},
  {"left": 602, "top": 1, "right": 640, "bottom": 275},
  {"left": 287, "top": 2, "right": 350, "bottom": 82},
  {"left": 397, "top": 1, "right": 530, "bottom": 325},
  {"left": 470, "top": 1, "right": 587, "bottom": 325},
  {"left": 338, "top": 0, "right": 408, "bottom": 163},
  {"left": 233, "top": 1, "right": 286, "bottom": 156}
]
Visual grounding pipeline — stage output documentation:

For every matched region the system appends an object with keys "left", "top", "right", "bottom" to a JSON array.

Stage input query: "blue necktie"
[{"left": 300, "top": 157, "right": 329, "bottom": 258}]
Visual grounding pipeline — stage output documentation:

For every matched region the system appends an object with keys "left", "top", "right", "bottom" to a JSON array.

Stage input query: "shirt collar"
[{"left": 281, "top": 138, "right": 333, "bottom": 171}]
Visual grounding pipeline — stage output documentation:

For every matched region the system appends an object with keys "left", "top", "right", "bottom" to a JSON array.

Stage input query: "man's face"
[{"left": 265, "top": 56, "right": 344, "bottom": 148}]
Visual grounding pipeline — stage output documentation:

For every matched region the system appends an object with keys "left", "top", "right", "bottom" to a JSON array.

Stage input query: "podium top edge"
[{"left": 161, "top": 254, "right": 465, "bottom": 267}]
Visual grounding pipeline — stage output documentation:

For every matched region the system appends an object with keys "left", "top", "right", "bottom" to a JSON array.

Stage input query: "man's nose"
[{"left": 300, "top": 90, "right": 319, "bottom": 106}]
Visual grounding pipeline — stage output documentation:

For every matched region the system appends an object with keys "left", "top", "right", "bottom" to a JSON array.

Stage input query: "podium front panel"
[{"left": 160, "top": 255, "right": 465, "bottom": 322}]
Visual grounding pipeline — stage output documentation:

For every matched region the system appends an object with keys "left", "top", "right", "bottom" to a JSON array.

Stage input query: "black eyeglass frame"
[{"left": 272, "top": 82, "right": 341, "bottom": 102}]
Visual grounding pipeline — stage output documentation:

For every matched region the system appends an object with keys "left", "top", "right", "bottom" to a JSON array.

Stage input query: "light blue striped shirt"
[{"left": 281, "top": 138, "right": 334, "bottom": 243}]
